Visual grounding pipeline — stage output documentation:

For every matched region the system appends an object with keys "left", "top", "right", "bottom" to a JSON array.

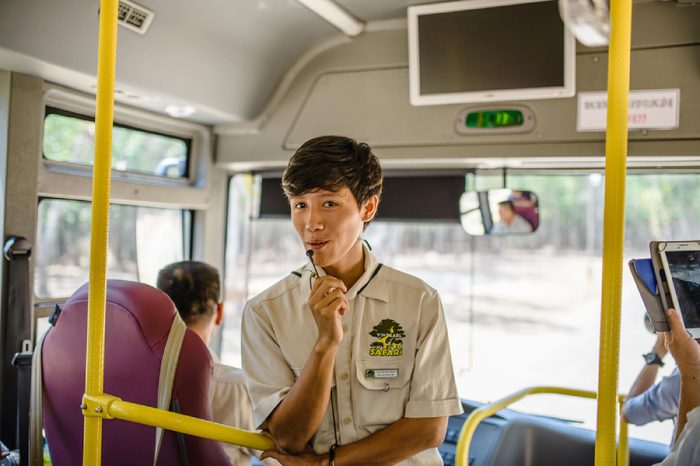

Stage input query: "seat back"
[{"left": 41, "top": 280, "right": 229, "bottom": 466}]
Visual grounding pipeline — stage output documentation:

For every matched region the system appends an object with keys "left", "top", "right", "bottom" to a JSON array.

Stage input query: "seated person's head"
[
  {"left": 281, "top": 136, "right": 383, "bottom": 270},
  {"left": 157, "top": 261, "right": 222, "bottom": 344},
  {"left": 498, "top": 200, "right": 516, "bottom": 224}
]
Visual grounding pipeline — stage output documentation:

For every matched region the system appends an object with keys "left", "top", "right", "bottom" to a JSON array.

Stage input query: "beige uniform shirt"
[
  {"left": 208, "top": 355, "right": 257, "bottom": 465},
  {"left": 242, "top": 245, "right": 463, "bottom": 465}
]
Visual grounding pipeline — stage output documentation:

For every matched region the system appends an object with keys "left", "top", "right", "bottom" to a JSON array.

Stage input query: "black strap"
[
  {"left": 290, "top": 264, "right": 384, "bottom": 296},
  {"left": 169, "top": 399, "right": 190, "bottom": 466},
  {"left": 2, "top": 236, "right": 32, "bottom": 459},
  {"left": 48, "top": 305, "right": 62, "bottom": 327},
  {"left": 357, "top": 264, "right": 383, "bottom": 296},
  {"left": 11, "top": 353, "right": 31, "bottom": 466}
]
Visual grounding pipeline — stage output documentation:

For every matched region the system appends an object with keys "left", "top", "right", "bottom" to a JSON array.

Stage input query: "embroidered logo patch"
[{"left": 369, "top": 319, "right": 405, "bottom": 356}]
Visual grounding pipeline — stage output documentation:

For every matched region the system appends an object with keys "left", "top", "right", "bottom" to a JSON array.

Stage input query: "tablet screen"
[{"left": 665, "top": 250, "right": 700, "bottom": 328}]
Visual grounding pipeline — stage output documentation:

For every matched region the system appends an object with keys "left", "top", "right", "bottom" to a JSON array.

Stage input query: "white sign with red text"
[{"left": 577, "top": 89, "right": 680, "bottom": 132}]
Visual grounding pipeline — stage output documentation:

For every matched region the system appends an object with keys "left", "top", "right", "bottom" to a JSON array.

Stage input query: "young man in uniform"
[
  {"left": 157, "top": 261, "right": 256, "bottom": 465},
  {"left": 242, "top": 136, "right": 462, "bottom": 465}
]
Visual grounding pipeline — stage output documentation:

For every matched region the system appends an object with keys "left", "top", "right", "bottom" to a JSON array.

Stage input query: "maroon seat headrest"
[{"left": 42, "top": 279, "right": 229, "bottom": 466}]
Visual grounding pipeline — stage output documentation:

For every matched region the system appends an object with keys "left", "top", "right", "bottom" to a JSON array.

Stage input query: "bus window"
[
  {"left": 222, "top": 174, "right": 299, "bottom": 368},
  {"left": 35, "top": 199, "right": 191, "bottom": 299},
  {"left": 223, "top": 171, "right": 700, "bottom": 445},
  {"left": 43, "top": 108, "right": 190, "bottom": 179},
  {"left": 462, "top": 172, "right": 700, "bottom": 443}
]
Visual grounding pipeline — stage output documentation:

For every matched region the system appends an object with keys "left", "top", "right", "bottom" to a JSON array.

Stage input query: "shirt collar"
[{"left": 300, "top": 242, "right": 388, "bottom": 302}]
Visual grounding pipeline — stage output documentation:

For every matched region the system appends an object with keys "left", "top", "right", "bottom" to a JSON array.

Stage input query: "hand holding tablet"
[{"left": 629, "top": 240, "right": 700, "bottom": 337}]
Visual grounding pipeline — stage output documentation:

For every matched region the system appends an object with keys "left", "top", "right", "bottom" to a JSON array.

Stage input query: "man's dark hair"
[
  {"left": 156, "top": 261, "right": 220, "bottom": 326},
  {"left": 282, "top": 136, "right": 383, "bottom": 213},
  {"left": 498, "top": 200, "right": 515, "bottom": 212}
]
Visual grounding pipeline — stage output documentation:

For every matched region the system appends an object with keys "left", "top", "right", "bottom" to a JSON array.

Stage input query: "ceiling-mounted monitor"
[{"left": 408, "top": 0, "right": 575, "bottom": 106}]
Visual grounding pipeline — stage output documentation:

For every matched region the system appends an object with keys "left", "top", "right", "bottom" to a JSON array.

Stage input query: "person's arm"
[
  {"left": 627, "top": 333, "right": 668, "bottom": 399},
  {"left": 262, "top": 417, "right": 447, "bottom": 466},
  {"left": 333, "top": 417, "right": 447, "bottom": 466},
  {"left": 266, "top": 276, "right": 348, "bottom": 454},
  {"left": 664, "top": 308, "right": 700, "bottom": 443},
  {"left": 622, "top": 333, "right": 668, "bottom": 422}
]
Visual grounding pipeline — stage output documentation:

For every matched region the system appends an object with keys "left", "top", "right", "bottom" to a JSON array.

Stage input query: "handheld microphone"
[{"left": 306, "top": 249, "right": 320, "bottom": 276}]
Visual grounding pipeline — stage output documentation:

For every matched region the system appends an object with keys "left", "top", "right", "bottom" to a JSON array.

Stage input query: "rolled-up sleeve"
[
  {"left": 405, "top": 291, "right": 463, "bottom": 418},
  {"left": 623, "top": 369, "right": 680, "bottom": 426},
  {"left": 241, "top": 302, "right": 294, "bottom": 428}
]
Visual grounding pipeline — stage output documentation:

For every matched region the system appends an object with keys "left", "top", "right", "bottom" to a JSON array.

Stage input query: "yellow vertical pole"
[
  {"left": 82, "top": 0, "right": 118, "bottom": 464},
  {"left": 594, "top": 1, "right": 633, "bottom": 465}
]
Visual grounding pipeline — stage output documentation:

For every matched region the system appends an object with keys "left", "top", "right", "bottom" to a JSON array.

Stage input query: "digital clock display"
[{"left": 465, "top": 110, "right": 524, "bottom": 128}]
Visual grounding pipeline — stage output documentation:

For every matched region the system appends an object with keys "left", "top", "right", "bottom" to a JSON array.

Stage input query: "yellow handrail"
[
  {"left": 82, "top": 394, "right": 275, "bottom": 452},
  {"left": 595, "top": 0, "right": 633, "bottom": 464},
  {"left": 618, "top": 396, "right": 629, "bottom": 466},
  {"left": 455, "top": 387, "right": 629, "bottom": 466},
  {"left": 83, "top": 0, "right": 118, "bottom": 464}
]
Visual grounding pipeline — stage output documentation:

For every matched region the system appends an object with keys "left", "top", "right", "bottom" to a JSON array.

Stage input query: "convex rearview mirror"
[{"left": 460, "top": 188, "right": 539, "bottom": 236}]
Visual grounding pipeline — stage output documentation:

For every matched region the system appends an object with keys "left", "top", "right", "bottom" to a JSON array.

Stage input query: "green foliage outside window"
[{"left": 43, "top": 111, "right": 189, "bottom": 178}]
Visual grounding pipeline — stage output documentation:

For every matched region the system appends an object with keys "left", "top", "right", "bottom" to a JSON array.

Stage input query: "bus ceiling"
[{"left": 1, "top": 1, "right": 700, "bottom": 169}]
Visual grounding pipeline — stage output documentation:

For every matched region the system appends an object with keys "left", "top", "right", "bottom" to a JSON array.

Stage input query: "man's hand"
[
  {"left": 265, "top": 275, "right": 346, "bottom": 453},
  {"left": 308, "top": 275, "right": 348, "bottom": 349},
  {"left": 261, "top": 449, "right": 324, "bottom": 466},
  {"left": 665, "top": 308, "right": 700, "bottom": 376}
]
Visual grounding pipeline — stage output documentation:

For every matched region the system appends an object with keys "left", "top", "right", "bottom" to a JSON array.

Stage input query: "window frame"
[
  {"left": 39, "top": 84, "right": 212, "bottom": 209},
  {"left": 42, "top": 106, "right": 193, "bottom": 182},
  {"left": 41, "top": 84, "right": 209, "bottom": 190},
  {"left": 35, "top": 84, "right": 216, "bottom": 305}
]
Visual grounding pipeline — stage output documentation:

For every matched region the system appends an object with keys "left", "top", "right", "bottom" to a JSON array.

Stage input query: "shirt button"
[
  {"left": 339, "top": 372, "right": 349, "bottom": 381},
  {"left": 342, "top": 417, "right": 352, "bottom": 426}
]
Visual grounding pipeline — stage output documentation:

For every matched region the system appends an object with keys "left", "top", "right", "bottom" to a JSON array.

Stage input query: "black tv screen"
[{"left": 408, "top": 0, "right": 575, "bottom": 106}]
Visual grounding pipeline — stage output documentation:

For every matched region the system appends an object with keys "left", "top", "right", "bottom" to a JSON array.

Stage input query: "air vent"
[{"left": 117, "top": 0, "right": 154, "bottom": 34}]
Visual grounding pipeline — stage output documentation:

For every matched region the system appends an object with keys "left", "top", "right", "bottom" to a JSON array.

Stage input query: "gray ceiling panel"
[
  {"left": 7, "top": 0, "right": 668, "bottom": 125},
  {"left": 0, "top": 0, "right": 346, "bottom": 123}
]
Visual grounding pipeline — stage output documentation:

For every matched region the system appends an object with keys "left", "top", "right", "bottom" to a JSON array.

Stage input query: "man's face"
[
  {"left": 290, "top": 187, "right": 377, "bottom": 271},
  {"left": 499, "top": 204, "right": 515, "bottom": 224}
]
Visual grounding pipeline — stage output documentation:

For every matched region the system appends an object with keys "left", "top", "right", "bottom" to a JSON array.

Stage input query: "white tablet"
[{"left": 658, "top": 241, "right": 700, "bottom": 338}]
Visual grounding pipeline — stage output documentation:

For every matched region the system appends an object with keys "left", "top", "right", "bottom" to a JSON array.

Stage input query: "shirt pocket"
[{"left": 353, "top": 360, "right": 413, "bottom": 428}]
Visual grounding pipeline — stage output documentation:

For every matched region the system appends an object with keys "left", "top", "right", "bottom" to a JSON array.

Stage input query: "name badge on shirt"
[{"left": 366, "top": 369, "right": 399, "bottom": 379}]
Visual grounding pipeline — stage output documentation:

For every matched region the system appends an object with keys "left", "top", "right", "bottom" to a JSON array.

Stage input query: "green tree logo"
[{"left": 369, "top": 319, "right": 405, "bottom": 348}]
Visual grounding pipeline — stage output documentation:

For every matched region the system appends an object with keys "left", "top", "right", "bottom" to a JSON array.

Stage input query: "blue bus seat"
[{"left": 439, "top": 400, "right": 667, "bottom": 466}]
